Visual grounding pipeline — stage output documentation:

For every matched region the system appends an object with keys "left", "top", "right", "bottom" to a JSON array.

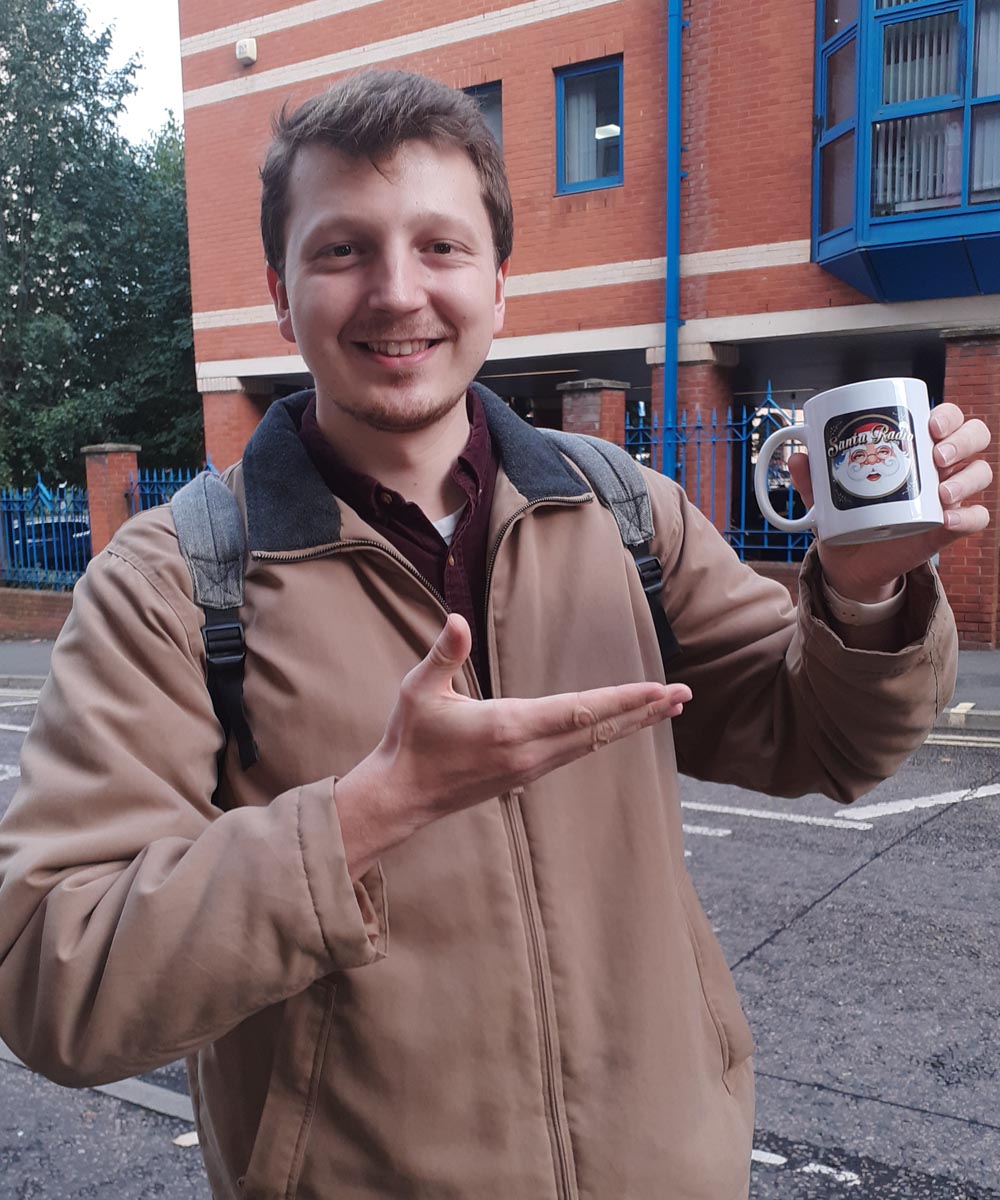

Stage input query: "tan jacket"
[{"left": 0, "top": 392, "right": 957, "bottom": 1199}]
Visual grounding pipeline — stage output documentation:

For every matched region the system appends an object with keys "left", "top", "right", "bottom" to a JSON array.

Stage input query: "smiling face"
[
  {"left": 267, "top": 140, "right": 507, "bottom": 435},
  {"left": 835, "top": 437, "right": 911, "bottom": 500}
]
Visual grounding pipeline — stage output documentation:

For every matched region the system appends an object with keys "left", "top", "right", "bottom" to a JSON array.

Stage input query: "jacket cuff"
[
  {"left": 296, "top": 778, "right": 388, "bottom": 969},
  {"left": 798, "top": 544, "right": 950, "bottom": 670}
]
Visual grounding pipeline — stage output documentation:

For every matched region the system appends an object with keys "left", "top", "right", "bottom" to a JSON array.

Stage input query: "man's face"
[
  {"left": 835, "top": 438, "right": 910, "bottom": 500},
  {"left": 267, "top": 139, "right": 508, "bottom": 434}
]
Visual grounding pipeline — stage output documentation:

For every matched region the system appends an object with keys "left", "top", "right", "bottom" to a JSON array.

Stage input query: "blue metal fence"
[
  {"left": 0, "top": 481, "right": 92, "bottom": 590},
  {"left": 624, "top": 389, "right": 813, "bottom": 563},
  {"left": 129, "top": 466, "right": 201, "bottom": 515}
]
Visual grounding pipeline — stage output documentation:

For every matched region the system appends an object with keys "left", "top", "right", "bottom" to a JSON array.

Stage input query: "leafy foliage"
[{"left": 0, "top": 0, "right": 202, "bottom": 484}]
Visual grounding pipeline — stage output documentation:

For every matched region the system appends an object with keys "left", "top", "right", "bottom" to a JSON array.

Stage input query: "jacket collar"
[{"left": 241, "top": 383, "right": 590, "bottom": 554}]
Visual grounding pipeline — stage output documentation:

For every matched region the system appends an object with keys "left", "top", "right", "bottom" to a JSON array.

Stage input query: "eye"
[
  {"left": 431, "top": 242, "right": 454, "bottom": 254},
  {"left": 324, "top": 244, "right": 353, "bottom": 258}
]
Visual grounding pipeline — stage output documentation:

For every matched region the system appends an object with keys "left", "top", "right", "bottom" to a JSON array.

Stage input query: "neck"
[{"left": 315, "top": 392, "right": 471, "bottom": 520}]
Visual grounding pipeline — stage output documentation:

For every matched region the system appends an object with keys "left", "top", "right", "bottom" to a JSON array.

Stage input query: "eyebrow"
[{"left": 304, "top": 211, "right": 484, "bottom": 244}]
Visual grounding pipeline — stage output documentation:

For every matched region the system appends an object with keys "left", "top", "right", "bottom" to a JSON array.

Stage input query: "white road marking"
[
  {"left": 0, "top": 700, "right": 37, "bottom": 709},
  {"left": 837, "top": 783, "right": 1000, "bottom": 821},
  {"left": 800, "top": 1162, "right": 862, "bottom": 1186},
  {"left": 951, "top": 701, "right": 977, "bottom": 714},
  {"left": 0, "top": 766, "right": 19, "bottom": 782},
  {"left": 0, "top": 723, "right": 29, "bottom": 734},
  {"left": 682, "top": 823, "right": 732, "bottom": 838},
  {"left": 173, "top": 1130, "right": 200, "bottom": 1147},
  {"left": 926, "top": 732, "right": 1000, "bottom": 748},
  {"left": 751, "top": 1149, "right": 788, "bottom": 1166},
  {"left": 681, "top": 801, "right": 873, "bottom": 831}
]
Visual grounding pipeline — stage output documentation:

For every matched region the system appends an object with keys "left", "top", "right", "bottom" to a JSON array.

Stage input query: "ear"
[
  {"left": 266, "top": 265, "right": 297, "bottom": 345},
  {"left": 493, "top": 259, "right": 510, "bottom": 337}
]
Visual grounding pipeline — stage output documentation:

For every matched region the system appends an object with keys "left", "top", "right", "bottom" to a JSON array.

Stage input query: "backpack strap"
[
  {"left": 540, "top": 430, "right": 681, "bottom": 664},
  {"left": 171, "top": 473, "right": 259, "bottom": 778}
]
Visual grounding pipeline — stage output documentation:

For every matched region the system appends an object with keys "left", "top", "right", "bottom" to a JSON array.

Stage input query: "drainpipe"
[{"left": 663, "top": 0, "right": 687, "bottom": 478}]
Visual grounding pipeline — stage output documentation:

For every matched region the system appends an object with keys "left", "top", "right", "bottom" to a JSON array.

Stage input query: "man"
[{"left": 0, "top": 71, "right": 991, "bottom": 1199}]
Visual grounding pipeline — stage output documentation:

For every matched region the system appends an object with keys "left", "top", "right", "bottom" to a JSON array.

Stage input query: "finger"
[
  {"left": 409, "top": 613, "right": 473, "bottom": 690},
  {"left": 521, "top": 688, "right": 691, "bottom": 780},
  {"left": 786, "top": 452, "right": 814, "bottom": 508},
  {"left": 496, "top": 680, "right": 691, "bottom": 744},
  {"left": 939, "top": 458, "right": 994, "bottom": 508},
  {"left": 942, "top": 503, "right": 991, "bottom": 534},
  {"left": 928, "top": 402, "right": 964, "bottom": 441},
  {"left": 934, "top": 417, "right": 991, "bottom": 471}
]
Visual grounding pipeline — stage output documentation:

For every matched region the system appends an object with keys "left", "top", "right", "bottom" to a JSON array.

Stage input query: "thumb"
[
  {"left": 787, "top": 451, "right": 815, "bottom": 509},
  {"left": 423, "top": 613, "right": 473, "bottom": 680}
]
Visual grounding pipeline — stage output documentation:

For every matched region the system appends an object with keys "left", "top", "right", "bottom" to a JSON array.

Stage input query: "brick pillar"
[
  {"left": 200, "top": 378, "right": 273, "bottom": 470},
  {"left": 675, "top": 346, "right": 737, "bottom": 532},
  {"left": 937, "top": 330, "right": 1000, "bottom": 648},
  {"left": 82, "top": 444, "right": 140, "bottom": 557},
  {"left": 557, "top": 379, "right": 629, "bottom": 446}
]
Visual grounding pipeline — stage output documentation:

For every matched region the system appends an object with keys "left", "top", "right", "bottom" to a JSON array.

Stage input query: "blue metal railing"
[
  {"left": 0, "top": 481, "right": 92, "bottom": 590},
  {"left": 128, "top": 466, "right": 204, "bottom": 515},
  {"left": 624, "top": 393, "right": 813, "bottom": 564}
]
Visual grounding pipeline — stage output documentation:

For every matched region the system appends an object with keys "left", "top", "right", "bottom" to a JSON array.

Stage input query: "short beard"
[{"left": 330, "top": 386, "right": 467, "bottom": 434}]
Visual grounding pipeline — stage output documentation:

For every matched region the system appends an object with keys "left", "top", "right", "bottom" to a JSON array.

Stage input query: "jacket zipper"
[
  {"left": 260, "top": 499, "right": 590, "bottom": 1198},
  {"left": 485, "top": 495, "right": 591, "bottom": 1200}
]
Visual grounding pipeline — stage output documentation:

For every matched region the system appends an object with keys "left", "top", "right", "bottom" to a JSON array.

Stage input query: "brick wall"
[
  {"left": 0, "top": 588, "right": 72, "bottom": 639},
  {"left": 202, "top": 390, "right": 269, "bottom": 470},
  {"left": 937, "top": 333, "right": 1000, "bottom": 648}
]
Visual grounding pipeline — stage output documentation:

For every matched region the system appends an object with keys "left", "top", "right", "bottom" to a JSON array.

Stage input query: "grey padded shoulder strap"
[
  {"left": 170, "top": 472, "right": 247, "bottom": 609},
  {"left": 540, "top": 429, "right": 653, "bottom": 547}
]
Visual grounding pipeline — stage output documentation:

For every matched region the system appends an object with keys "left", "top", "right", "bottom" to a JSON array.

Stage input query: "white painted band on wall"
[
  {"left": 192, "top": 242, "right": 813, "bottom": 331},
  {"left": 183, "top": 0, "right": 621, "bottom": 110},
  {"left": 181, "top": 0, "right": 383, "bottom": 57},
  {"left": 195, "top": 322, "right": 666, "bottom": 381}
]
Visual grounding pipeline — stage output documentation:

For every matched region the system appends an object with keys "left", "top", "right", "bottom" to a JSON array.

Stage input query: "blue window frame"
[
  {"left": 465, "top": 82, "right": 503, "bottom": 151},
  {"left": 555, "top": 58, "right": 624, "bottom": 194},
  {"left": 815, "top": 0, "right": 1000, "bottom": 256}
]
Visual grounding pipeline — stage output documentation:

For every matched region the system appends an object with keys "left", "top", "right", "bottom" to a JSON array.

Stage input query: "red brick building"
[{"left": 177, "top": 0, "right": 1000, "bottom": 644}]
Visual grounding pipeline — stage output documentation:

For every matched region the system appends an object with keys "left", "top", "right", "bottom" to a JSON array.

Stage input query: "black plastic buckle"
[
  {"left": 202, "top": 621, "right": 246, "bottom": 668},
  {"left": 633, "top": 553, "right": 665, "bottom": 598}
]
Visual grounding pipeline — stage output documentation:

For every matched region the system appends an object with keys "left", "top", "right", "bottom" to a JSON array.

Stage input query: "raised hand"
[
  {"left": 788, "top": 402, "right": 992, "bottom": 603},
  {"left": 336, "top": 614, "right": 691, "bottom": 877}
]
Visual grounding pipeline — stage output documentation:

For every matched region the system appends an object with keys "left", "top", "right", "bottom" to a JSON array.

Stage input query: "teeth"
[{"left": 367, "top": 340, "right": 432, "bottom": 357}]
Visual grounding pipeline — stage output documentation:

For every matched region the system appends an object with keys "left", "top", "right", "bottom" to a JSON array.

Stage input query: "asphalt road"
[{"left": 0, "top": 687, "right": 998, "bottom": 1198}]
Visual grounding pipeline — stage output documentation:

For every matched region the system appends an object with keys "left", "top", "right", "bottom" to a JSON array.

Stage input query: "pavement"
[{"left": 2, "top": 636, "right": 999, "bottom": 729}]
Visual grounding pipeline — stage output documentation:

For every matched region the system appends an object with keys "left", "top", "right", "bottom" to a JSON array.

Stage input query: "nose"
[{"left": 367, "top": 246, "right": 426, "bottom": 314}]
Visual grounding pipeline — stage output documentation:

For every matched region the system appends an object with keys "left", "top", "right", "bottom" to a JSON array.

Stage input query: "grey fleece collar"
[{"left": 242, "top": 383, "right": 591, "bottom": 554}]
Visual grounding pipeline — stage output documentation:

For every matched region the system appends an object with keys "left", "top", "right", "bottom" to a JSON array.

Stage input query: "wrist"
[{"left": 821, "top": 574, "right": 907, "bottom": 626}]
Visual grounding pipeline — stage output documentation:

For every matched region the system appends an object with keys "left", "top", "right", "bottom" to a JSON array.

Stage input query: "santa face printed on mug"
[{"left": 826, "top": 408, "right": 920, "bottom": 510}]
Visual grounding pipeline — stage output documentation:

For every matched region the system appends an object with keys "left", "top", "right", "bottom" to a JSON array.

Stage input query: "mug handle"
[{"left": 754, "top": 425, "right": 815, "bottom": 533}]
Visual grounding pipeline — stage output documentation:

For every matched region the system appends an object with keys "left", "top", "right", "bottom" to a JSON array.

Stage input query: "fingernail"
[
  {"left": 944, "top": 509, "right": 961, "bottom": 528},
  {"left": 938, "top": 443, "right": 957, "bottom": 465},
  {"left": 940, "top": 483, "right": 956, "bottom": 504}
]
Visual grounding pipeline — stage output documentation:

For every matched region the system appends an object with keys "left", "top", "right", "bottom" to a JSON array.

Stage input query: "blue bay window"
[
  {"left": 555, "top": 58, "right": 624, "bottom": 194},
  {"left": 814, "top": 0, "right": 1000, "bottom": 299}
]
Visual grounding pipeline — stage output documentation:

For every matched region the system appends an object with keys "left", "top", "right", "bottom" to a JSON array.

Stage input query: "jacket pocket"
[
  {"left": 238, "top": 979, "right": 337, "bottom": 1200},
  {"left": 677, "top": 876, "right": 754, "bottom": 1093}
]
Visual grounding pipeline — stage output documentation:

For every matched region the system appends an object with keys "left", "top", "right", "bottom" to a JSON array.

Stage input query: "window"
[
  {"left": 555, "top": 58, "right": 623, "bottom": 193},
  {"left": 465, "top": 82, "right": 503, "bottom": 151},
  {"left": 816, "top": 0, "right": 1000, "bottom": 233},
  {"left": 813, "top": 0, "right": 1000, "bottom": 299}
]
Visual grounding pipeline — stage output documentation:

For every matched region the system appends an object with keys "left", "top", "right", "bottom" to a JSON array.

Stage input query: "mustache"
[{"left": 348, "top": 327, "right": 451, "bottom": 342}]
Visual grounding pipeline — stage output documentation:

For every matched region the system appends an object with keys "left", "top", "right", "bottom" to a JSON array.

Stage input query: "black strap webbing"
[
  {"left": 630, "top": 543, "right": 681, "bottom": 664},
  {"left": 202, "top": 606, "right": 259, "bottom": 774}
]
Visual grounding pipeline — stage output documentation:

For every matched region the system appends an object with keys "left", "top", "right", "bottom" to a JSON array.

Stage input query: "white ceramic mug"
[{"left": 753, "top": 378, "right": 943, "bottom": 546}]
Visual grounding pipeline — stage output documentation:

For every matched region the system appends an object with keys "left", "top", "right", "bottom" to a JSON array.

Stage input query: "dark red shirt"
[{"left": 299, "top": 392, "right": 499, "bottom": 696}]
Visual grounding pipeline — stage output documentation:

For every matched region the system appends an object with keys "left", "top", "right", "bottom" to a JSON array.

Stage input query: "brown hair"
[{"left": 261, "top": 70, "right": 513, "bottom": 278}]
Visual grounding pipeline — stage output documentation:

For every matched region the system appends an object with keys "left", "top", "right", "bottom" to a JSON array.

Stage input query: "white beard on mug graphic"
[{"left": 832, "top": 429, "right": 912, "bottom": 501}]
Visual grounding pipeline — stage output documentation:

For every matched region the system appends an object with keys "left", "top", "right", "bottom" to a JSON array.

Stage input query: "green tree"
[{"left": 0, "top": 0, "right": 202, "bottom": 484}]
